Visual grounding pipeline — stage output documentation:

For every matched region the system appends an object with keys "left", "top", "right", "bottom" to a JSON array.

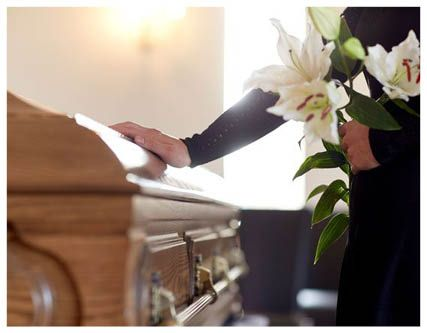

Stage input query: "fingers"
[
  {"left": 339, "top": 120, "right": 378, "bottom": 175},
  {"left": 346, "top": 148, "right": 356, "bottom": 174},
  {"left": 110, "top": 121, "right": 168, "bottom": 158},
  {"left": 341, "top": 138, "right": 349, "bottom": 153},
  {"left": 135, "top": 135, "right": 152, "bottom": 150},
  {"left": 134, "top": 134, "right": 172, "bottom": 160},
  {"left": 339, "top": 121, "right": 355, "bottom": 152},
  {"left": 109, "top": 122, "right": 153, "bottom": 139},
  {"left": 109, "top": 121, "right": 190, "bottom": 168},
  {"left": 145, "top": 158, "right": 167, "bottom": 179},
  {"left": 338, "top": 122, "right": 348, "bottom": 137},
  {"left": 110, "top": 123, "right": 164, "bottom": 152},
  {"left": 340, "top": 121, "right": 353, "bottom": 173},
  {"left": 109, "top": 122, "right": 136, "bottom": 134}
]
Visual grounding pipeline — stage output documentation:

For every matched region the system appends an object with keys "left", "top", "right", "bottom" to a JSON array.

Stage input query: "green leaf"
[
  {"left": 339, "top": 163, "right": 350, "bottom": 176},
  {"left": 293, "top": 151, "right": 346, "bottom": 180},
  {"left": 330, "top": 19, "right": 356, "bottom": 74},
  {"left": 322, "top": 140, "right": 341, "bottom": 153},
  {"left": 314, "top": 213, "right": 349, "bottom": 264},
  {"left": 342, "top": 37, "right": 366, "bottom": 60},
  {"left": 322, "top": 140, "right": 350, "bottom": 175},
  {"left": 308, "top": 7, "right": 341, "bottom": 40},
  {"left": 342, "top": 191, "right": 350, "bottom": 205},
  {"left": 307, "top": 184, "right": 328, "bottom": 202},
  {"left": 376, "top": 93, "right": 390, "bottom": 105},
  {"left": 344, "top": 87, "right": 401, "bottom": 130},
  {"left": 312, "top": 179, "right": 348, "bottom": 225},
  {"left": 392, "top": 99, "right": 420, "bottom": 118}
]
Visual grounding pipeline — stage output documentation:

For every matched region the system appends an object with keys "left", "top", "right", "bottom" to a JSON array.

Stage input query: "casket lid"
[{"left": 7, "top": 92, "right": 237, "bottom": 207}]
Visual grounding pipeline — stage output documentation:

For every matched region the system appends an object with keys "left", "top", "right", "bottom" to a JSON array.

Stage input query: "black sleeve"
[
  {"left": 369, "top": 97, "right": 420, "bottom": 165},
  {"left": 182, "top": 89, "right": 284, "bottom": 167}
]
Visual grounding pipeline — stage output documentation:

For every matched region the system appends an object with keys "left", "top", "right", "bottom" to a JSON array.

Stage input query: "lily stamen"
[
  {"left": 321, "top": 105, "right": 332, "bottom": 120},
  {"left": 402, "top": 59, "right": 412, "bottom": 82},
  {"left": 305, "top": 114, "right": 315, "bottom": 122},
  {"left": 297, "top": 94, "right": 314, "bottom": 110}
]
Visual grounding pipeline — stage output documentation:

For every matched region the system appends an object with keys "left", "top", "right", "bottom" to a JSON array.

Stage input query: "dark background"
[{"left": 238, "top": 209, "right": 347, "bottom": 326}]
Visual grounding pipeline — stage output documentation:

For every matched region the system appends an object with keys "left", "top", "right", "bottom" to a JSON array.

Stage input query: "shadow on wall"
[{"left": 238, "top": 209, "right": 347, "bottom": 326}]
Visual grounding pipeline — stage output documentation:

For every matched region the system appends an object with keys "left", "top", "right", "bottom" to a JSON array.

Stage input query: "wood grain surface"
[
  {"left": 7, "top": 110, "right": 136, "bottom": 193},
  {"left": 8, "top": 227, "right": 80, "bottom": 325},
  {"left": 7, "top": 92, "right": 245, "bottom": 326}
]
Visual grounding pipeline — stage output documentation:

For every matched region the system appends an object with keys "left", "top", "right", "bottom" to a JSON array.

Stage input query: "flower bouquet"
[{"left": 244, "top": 8, "right": 420, "bottom": 263}]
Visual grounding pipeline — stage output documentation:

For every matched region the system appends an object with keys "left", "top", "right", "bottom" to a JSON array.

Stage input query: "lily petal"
[
  {"left": 300, "top": 23, "right": 335, "bottom": 80},
  {"left": 267, "top": 79, "right": 341, "bottom": 144},
  {"left": 365, "top": 30, "right": 420, "bottom": 101},
  {"left": 270, "top": 18, "right": 303, "bottom": 69},
  {"left": 243, "top": 65, "right": 302, "bottom": 93},
  {"left": 383, "top": 86, "right": 410, "bottom": 102},
  {"left": 365, "top": 44, "right": 392, "bottom": 84},
  {"left": 305, "top": 111, "right": 339, "bottom": 144}
]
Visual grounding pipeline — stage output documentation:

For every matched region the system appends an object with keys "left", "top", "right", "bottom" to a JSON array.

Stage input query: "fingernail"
[{"left": 135, "top": 137, "right": 145, "bottom": 144}]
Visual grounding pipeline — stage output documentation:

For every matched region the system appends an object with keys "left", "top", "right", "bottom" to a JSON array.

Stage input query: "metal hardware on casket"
[
  {"left": 194, "top": 255, "right": 217, "bottom": 303},
  {"left": 211, "top": 250, "right": 230, "bottom": 283},
  {"left": 150, "top": 272, "right": 180, "bottom": 326},
  {"left": 228, "top": 247, "right": 249, "bottom": 272}
]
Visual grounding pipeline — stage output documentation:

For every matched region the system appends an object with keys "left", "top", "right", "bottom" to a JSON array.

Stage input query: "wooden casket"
[{"left": 7, "top": 92, "right": 248, "bottom": 326}]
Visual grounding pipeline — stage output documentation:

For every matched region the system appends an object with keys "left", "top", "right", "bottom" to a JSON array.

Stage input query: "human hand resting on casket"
[{"left": 110, "top": 122, "right": 192, "bottom": 168}]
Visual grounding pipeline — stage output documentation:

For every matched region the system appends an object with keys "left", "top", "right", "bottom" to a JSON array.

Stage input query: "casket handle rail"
[
  {"left": 150, "top": 252, "right": 249, "bottom": 326},
  {"left": 174, "top": 253, "right": 248, "bottom": 325}
]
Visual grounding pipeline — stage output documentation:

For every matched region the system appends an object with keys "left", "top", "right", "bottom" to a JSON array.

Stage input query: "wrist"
[{"left": 178, "top": 139, "right": 192, "bottom": 167}]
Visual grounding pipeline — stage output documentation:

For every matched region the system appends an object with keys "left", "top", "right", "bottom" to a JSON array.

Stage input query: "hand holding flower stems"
[{"left": 246, "top": 7, "right": 420, "bottom": 263}]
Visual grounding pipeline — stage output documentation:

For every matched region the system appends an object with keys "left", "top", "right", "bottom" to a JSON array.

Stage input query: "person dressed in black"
[{"left": 111, "top": 7, "right": 420, "bottom": 326}]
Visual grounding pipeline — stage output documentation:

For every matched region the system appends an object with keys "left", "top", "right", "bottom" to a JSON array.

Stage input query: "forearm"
[{"left": 182, "top": 89, "right": 285, "bottom": 167}]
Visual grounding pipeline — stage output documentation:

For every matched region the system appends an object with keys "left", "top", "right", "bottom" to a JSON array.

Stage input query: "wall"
[{"left": 7, "top": 7, "right": 225, "bottom": 174}]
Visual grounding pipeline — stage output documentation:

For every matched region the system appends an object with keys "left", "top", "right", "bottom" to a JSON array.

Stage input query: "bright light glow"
[
  {"left": 223, "top": 3, "right": 307, "bottom": 210},
  {"left": 109, "top": 2, "right": 186, "bottom": 42}
]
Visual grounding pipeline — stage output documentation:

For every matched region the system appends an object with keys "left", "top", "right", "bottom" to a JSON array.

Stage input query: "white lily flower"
[
  {"left": 244, "top": 18, "right": 335, "bottom": 93},
  {"left": 365, "top": 30, "right": 420, "bottom": 101},
  {"left": 268, "top": 80, "right": 341, "bottom": 144}
]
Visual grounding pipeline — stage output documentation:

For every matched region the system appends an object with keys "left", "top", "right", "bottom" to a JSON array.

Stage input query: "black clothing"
[
  {"left": 183, "top": 89, "right": 283, "bottom": 167},
  {"left": 336, "top": 7, "right": 420, "bottom": 326},
  {"left": 182, "top": 7, "right": 420, "bottom": 325}
]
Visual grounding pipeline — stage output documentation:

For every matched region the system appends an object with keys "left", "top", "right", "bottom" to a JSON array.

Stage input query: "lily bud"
[
  {"left": 342, "top": 37, "right": 366, "bottom": 60},
  {"left": 308, "top": 7, "right": 341, "bottom": 41}
]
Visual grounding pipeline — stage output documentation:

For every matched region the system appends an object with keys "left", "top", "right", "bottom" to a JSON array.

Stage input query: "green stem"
[
  {"left": 335, "top": 38, "right": 355, "bottom": 114},
  {"left": 351, "top": 61, "right": 365, "bottom": 80},
  {"left": 376, "top": 93, "right": 390, "bottom": 105},
  {"left": 334, "top": 39, "right": 354, "bottom": 190},
  {"left": 336, "top": 39, "right": 354, "bottom": 93}
]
